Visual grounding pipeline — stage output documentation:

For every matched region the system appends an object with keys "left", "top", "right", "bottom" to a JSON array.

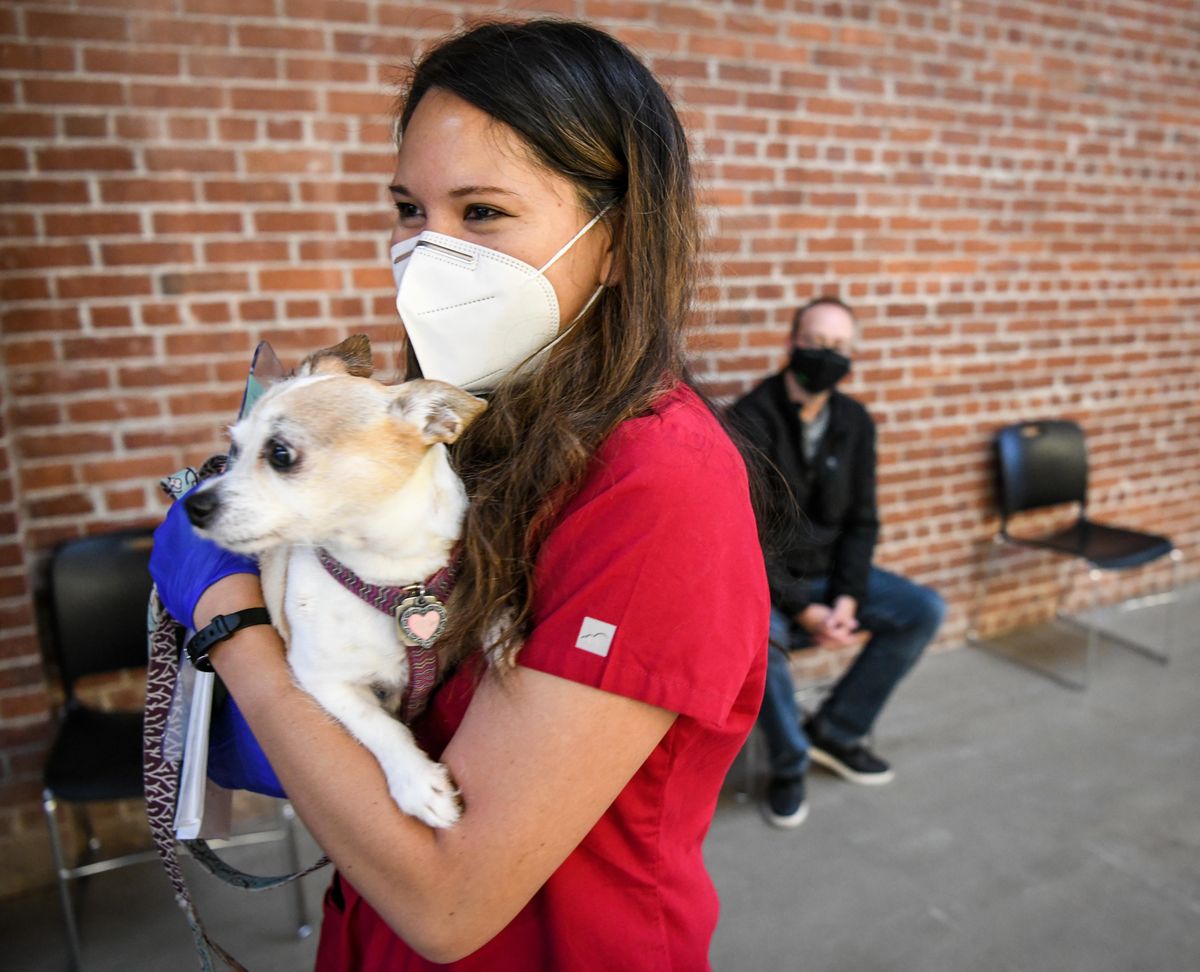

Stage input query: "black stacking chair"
[
  {"left": 969, "top": 420, "right": 1182, "bottom": 689},
  {"left": 40, "top": 528, "right": 310, "bottom": 970},
  {"left": 40, "top": 528, "right": 158, "bottom": 970}
]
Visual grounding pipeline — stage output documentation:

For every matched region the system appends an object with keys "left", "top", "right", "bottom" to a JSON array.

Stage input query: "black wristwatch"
[{"left": 185, "top": 607, "right": 273, "bottom": 673}]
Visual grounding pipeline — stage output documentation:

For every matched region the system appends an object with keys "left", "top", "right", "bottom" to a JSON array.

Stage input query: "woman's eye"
[
  {"left": 264, "top": 438, "right": 297, "bottom": 473},
  {"left": 394, "top": 201, "right": 421, "bottom": 221},
  {"left": 464, "top": 204, "right": 503, "bottom": 222}
]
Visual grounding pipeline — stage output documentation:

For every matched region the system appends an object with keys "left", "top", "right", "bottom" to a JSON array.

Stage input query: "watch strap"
[{"left": 185, "top": 607, "right": 272, "bottom": 673}]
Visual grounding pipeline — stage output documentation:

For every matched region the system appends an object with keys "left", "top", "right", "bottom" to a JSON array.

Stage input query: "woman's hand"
[
  {"left": 149, "top": 488, "right": 260, "bottom": 630},
  {"left": 150, "top": 495, "right": 281, "bottom": 795}
]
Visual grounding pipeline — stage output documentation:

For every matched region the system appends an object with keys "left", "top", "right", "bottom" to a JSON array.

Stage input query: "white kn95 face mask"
[{"left": 390, "top": 209, "right": 608, "bottom": 393}]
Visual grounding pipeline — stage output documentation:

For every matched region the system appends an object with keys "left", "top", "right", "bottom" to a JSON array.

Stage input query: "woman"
[{"left": 152, "top": 19, "right": 767, "bottom": 970}]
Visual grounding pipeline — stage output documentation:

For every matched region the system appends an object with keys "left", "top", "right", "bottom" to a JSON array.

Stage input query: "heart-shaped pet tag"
[{"left": 395, "top": 594, "right": 447, "bottom": 649}]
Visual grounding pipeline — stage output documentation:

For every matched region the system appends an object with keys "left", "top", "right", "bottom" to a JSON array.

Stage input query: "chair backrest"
[
  {"left": 993, "top": 420, "right": 1088, "bottom": 523},
  {"left": 46, "top": 527, "right": 155, "bottom": 694}
]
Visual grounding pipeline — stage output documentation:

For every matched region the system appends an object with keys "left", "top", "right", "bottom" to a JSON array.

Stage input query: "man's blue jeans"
[{"left": 760, "top": 567, "right": 946, "bottom": 780}]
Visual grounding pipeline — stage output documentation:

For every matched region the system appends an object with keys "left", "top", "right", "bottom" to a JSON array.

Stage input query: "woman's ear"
[{"left": 599, "top": 215, "right": 622, "bottom": 286}]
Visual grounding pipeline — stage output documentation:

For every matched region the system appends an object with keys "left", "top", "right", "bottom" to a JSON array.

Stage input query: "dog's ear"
[
  {"left": 390, "top": 380, "right": 488, "bottom": 445},
  {"left": 297, "top": 334, "right": 374, "bottom": 378}
]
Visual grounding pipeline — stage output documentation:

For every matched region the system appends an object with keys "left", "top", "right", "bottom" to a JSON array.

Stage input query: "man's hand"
[{"left": 796, "top": 596, "right": 860, "bottom": 647}]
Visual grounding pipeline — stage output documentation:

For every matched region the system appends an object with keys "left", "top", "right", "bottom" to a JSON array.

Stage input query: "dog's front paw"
[{"left": 387, "top": 758, "right": 462, "bottom": 829}]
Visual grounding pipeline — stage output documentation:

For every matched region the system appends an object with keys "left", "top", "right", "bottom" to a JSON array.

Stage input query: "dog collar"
[
  {"left": 315, "top": 548, "right": 455, "bottom": 620},
  {"left": 315, "top": 548, "right": 456, "bottom": 722}
]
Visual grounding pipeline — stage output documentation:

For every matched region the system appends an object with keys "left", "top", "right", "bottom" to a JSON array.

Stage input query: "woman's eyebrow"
[
  {"left": 387, "top": 183, "right": 519, "bottom": 198},
  {"left": 448, "top": 185, "right": 520, "bottom": 198}
]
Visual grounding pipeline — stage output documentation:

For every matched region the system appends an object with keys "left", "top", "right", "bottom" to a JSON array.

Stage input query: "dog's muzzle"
[{"left": 184, "top": 487, "right": 220, "bottom": 529}]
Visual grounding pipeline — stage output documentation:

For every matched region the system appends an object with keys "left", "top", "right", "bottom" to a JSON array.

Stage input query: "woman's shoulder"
[
  {"left": 597, "top": 380, "right": 744, "bottom": 475},
  {"left": 549, "top": 381, "right": 758, "bottom": 540}
]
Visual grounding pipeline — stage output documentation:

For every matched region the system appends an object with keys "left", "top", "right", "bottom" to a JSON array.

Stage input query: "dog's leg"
[{"left": 294, "top": 676, "right": 461, "bottom": 828}]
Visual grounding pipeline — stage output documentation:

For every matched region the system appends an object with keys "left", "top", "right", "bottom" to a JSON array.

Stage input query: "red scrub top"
[{"left": 315, "top": 382, "right": 768, "bottom": 971}]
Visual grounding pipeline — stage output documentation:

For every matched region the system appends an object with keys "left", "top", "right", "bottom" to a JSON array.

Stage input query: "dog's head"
[{"left": 185, "top": 335, "right": 487, "bottom": 553}]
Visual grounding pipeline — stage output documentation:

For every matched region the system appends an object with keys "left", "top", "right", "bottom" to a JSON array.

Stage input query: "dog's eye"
[{"left": 264, "top": 437, "right": 297, "bottom": 472}]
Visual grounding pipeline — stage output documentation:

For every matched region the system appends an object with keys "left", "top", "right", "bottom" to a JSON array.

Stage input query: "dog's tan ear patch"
[
  {"left": 390, "top": 380, "right": 488, "bottom": 445},
  {"left": 298, "top": 334, "right": 374, "bottom": 378}
]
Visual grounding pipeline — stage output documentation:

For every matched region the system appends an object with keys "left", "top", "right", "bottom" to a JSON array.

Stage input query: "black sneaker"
[
  {"left": 763, "top": 775, "right": 808, "bottom": 829},
  {"left": 806, "top": 720, "right": 895, "bottom": 785}
]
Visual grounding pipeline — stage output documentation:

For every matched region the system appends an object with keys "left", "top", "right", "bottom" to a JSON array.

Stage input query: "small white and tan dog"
[{"left": 185, "top": 335, "right": 485, "bottom": 828}]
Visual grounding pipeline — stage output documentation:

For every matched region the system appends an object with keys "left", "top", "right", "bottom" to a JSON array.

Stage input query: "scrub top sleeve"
[{"left": 517, "top": 409, "right": 768, "bottom": 727}]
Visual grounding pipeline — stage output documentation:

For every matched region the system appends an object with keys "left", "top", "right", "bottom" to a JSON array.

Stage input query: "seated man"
[{"left": 729, "top": 296, "right": 945, "bottom": 828}]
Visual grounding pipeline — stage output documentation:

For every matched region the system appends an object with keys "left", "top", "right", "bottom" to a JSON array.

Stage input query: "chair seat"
[
  {"left": 1009, "top": 518, "right": 1173, "bottom": 571},
  {"left": 43, "top": 706, "right": 144, "bottom": 802}
]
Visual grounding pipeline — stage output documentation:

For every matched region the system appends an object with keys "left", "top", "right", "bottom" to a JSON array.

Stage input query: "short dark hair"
[{"left": 790, "top": 295, "right": 855, "bottom": 341}]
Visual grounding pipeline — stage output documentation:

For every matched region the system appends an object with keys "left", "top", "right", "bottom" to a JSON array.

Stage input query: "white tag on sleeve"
[{"left": 575, "top": 616, "right": 617, "bottom": 657}]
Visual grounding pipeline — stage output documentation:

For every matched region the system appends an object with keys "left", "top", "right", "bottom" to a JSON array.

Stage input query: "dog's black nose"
[{"left": 184, "top": 487, "right": 219, "bottom": 529}]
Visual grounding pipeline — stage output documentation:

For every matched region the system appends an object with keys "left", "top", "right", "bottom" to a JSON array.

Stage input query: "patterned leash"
[{"left": 144, "top": 458, "right": 330, "bottom": 972}]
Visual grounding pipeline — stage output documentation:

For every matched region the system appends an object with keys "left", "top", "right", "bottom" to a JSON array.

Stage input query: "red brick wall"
[{"left": 3, "top": 0, "right": 1198, "bottom": 893}]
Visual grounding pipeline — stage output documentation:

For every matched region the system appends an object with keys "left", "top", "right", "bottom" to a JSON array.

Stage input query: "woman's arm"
[{"left": 196, "top": 575, "right": 676, "bottom": 963}]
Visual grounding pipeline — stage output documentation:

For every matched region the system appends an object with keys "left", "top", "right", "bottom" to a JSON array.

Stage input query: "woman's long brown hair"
[{"left": 395, "top": 19, "right": 700, "bottom": 670}]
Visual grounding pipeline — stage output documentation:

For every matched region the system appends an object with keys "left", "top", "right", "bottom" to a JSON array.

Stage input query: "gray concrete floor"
[
  {"left": 710, "top": 592, "right": 1200, "bottom": 972},
  {"left": 3, "top": 594, "right": 1198, "bottom": 971}
]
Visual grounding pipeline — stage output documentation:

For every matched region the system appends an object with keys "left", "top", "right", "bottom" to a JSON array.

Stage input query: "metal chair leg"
[
  {"left": 1055, "top": 551, "right": 1182, "bottom": 680},
  {"left": 1171, "top": 552, "right": 1180, "bottom": 652},
  {"left": 1118, "top": 548, "right": 1182, "bottom": 664},
  {"left": 1095, "top": 558, "right": 1174, "bottom": 665},
  {"left": 43, "top": 790, "right": 84, "bottom": 972},
  {"left": 969, "top": 544, "right": 1092, "bottom": 691},
  {"left": 973, "top": 525, "right": 1181, "bottom": 690},
  {"left": 1086, "top": 567, "right": 1101, "bottom": 688},
  {"left": 1164, "top": 549, "right": 1182, "bottom": 657},
  {"left": 970, "top": 536, "right": 1084, "bottom": 688},
  {"left": 281, "top": 802, "right": 313, "bottom": 939},
  {"left": 1014, "top": 559, "right": 1091, "bottom": 691}
]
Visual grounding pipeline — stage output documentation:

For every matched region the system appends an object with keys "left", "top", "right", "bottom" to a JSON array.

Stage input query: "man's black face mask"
[{"left": 788, "top": 346, "right": 851, "bottom": 393}]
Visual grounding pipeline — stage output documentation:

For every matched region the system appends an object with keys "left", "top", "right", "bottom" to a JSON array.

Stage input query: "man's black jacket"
[{"left": 728, "top": 371, "right": 879, "bottom": 616}]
